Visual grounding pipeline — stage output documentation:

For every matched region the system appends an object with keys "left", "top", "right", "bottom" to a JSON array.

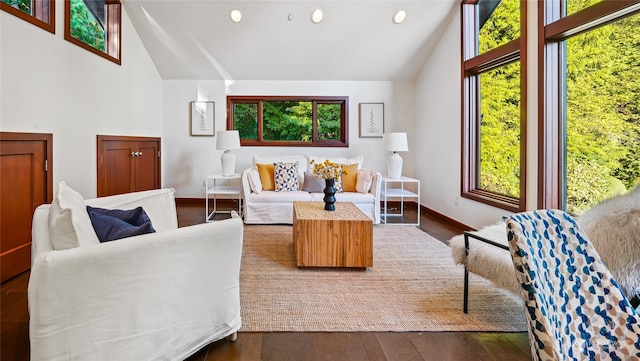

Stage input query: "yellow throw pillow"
[
  {"left": 256, "top": 163, "right": 275, "bottom": 191},
  {"left": 341, "top": 164, "right": 359, "bottom": 192}
]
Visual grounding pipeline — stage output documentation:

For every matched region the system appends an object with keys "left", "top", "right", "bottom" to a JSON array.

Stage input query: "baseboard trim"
[{"left": 420, "top": 205, "right": 475, "bottom": 231}]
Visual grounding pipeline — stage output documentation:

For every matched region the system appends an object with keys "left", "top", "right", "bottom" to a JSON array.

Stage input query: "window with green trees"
[
  {"left": 65, "top": 0, "right": 121, "bottom": 65},
  {"left": 542, "top": 1, "right": 640, "bottom": 213},
  {"left": 1, "top": 0, "right": 54, "bottom": 33},
  {"left": 462, "top": 0, "right": 526, "bottom": 212},
  {"left": 227, "top": 96, "right": 348, "bottom": 147}
]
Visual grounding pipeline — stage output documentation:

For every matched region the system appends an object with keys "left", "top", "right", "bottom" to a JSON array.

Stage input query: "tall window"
[
  {"left": 65, "top": 0, "right": 121, "bottom": 64},
  {"left": 1, "top": 0, "right": 54, "bottom": 33},
  {"left": 541, "top": 1, "right": 640, "bottom": 213},
  {"left": 227, "top": 96, "right": 349, "bottom": 147},
  {"left": 462, "top": 0, "right": 526, "bottom": 212}
]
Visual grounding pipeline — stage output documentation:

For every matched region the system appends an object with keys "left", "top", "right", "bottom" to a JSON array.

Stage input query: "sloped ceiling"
[{"left": 124, "top": 0, "right": 458, "bottom": 81}]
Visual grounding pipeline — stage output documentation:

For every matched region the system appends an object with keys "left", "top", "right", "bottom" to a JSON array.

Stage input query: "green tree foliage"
[
  {"left": 70, "top": 0, "right": 105, "bottom": 52},
  {"left": 2, "top": 0, "right": 30, "bottom": 14},
  {"left": 565, "top": 7, "right": 640, "bottom": 212},
  {"left": 263, "top": 101, "right": 312, "bottom": 141},
  {"left": 234, "top": 103, "right": 258, "bottom": 140},
  {"left": 477, "top": 0, "right": 639, "bottom": 211},
  {"left": 234, "top": 101, "right": 341, "bottom": 142},
  {"left": 477, "top": 0, "right": 521, "bottom": 198}
]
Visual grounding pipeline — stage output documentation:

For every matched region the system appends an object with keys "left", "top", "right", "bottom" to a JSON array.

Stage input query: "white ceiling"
[{"left": 123, "top": 1, "right": 458, "bottom": 82}]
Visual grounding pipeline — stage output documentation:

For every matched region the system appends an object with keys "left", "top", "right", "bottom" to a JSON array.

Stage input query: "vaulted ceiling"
[{"left": 123, "top": 1, "right": 458, "bottom": 82}]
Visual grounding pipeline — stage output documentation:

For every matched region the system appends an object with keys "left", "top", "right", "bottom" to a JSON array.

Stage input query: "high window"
[
  {"left": 541, "top": 1, "right": 640, "bottom": 213},
  {"left": 227, "top": 96, "right": 349, "bottom": 147},
  {"left": 1, "top": 0, "right": 54, "bottom": 33},
  {"left": 461, "top": 0, "right": 527, "bottom": 212},
  {"left": 65, "top": 0, "right": 121, "bottom": 64}
]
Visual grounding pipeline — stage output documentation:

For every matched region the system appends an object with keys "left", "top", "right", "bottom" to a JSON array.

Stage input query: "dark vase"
[{"left": 323, "top": 178, "right": 336, "bottom": 211}]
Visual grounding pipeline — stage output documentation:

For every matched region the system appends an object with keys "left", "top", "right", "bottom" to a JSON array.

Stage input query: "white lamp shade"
[
  {"left": 216, "top": 130, "right": 241, "bottom": 150},
  {"left": 383, "top": 132, "right": 408, "bottom": 152}
]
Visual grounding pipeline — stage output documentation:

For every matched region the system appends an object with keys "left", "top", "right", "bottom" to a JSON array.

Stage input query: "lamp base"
[
  {"left": 387, "top": 152, "right": 403, "bottom": 179},
  {"left": 221, "top": 150, "right": 236, "bottom": 177}
]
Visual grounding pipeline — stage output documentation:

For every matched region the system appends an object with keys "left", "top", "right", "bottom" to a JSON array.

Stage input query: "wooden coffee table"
[{"left": 292, "top": 201, "right": 373, "bottom": 268}]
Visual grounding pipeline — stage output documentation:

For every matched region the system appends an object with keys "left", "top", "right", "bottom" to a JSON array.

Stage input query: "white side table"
[
  {"left": 205, "top": 173, "right": 242, "bottom": 222},
  {"left": 380, "top": 176, "right": 420, "bottom": 225}
]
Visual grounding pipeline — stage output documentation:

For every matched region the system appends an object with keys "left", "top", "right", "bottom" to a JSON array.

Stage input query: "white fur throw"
[
  {"left": 449, "top": 222, "right": 521, "bottom": 295},
  {"left": 450, "top": 185, "right": 640, "bottom": 303},
  {"left": 577, "top": 185, "right": 640, "bottom": 300}
]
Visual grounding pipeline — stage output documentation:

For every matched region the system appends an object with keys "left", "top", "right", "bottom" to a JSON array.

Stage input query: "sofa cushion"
[
  {"left": 48, "top": 181, "right": 100, "bottom": 250},
  {"left": 302, "top": 171, "right": 325, "bottom": 193},
  {"left": 247, "top": 168, "right": 263, "bottom": 193},
  {"left": 341, "top": 164, "right": 359, "bottom": 192},
  {"left": 356, "top": 170, "right": 374, "bottom": 193},
  {"left": 256, "top": 163, "right": 275, "bottom": 191},
  {"left": 274, "top": 162, "right": 300, "bottom": 192},
  {"left": 254, "top": 155, "right": 307, "bottom": 182},
  {"left": 87, "top": 206, "right": 156, "bottom": 242},
  {"left": 247, "top": 190, "right": 312, "bottom": 204}
]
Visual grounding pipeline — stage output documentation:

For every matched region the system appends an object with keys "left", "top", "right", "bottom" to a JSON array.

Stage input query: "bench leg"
[{"left": 463, "top": 234, "right": 470, "bottom": 313}]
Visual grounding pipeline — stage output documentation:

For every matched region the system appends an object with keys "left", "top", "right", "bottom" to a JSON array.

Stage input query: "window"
[
  {"left": 65, "top": 0, "right": 121, "bottom": 64},
  {"left": 461, "top": 0, "right": 526, "bottom": 212},
  {"left": 227, "top": 96, "right": 349, "bottom": 147},
  {"left": 541, "top": 1, "right": 640, "bottom": 213},
  {"left": 1, "top": 0, "right": 54, "bottom": 33}
]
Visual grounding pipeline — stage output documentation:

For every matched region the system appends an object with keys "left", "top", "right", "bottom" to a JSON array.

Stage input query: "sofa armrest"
[
  {"left": 366, "top": 170, "right": 383, "bottom": 224},
  {"left": 29, "top": 217, "right": 244, "bottom": 361}
]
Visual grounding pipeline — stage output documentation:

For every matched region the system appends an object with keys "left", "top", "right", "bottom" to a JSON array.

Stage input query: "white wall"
[
  {"left": 162, "top": 80, "right": 413, "bottom": 198},
  {"left": 0, "top": 3, "right": 163, "bottom": 198},
  {"left": 414, "top": 7, "right": 508, "bottom": 229}
]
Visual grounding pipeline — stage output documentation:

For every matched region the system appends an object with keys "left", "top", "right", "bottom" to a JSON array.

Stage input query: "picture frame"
[
  {"left": 359, "top": 103, "right": 384, "bottom": 138},
  {"left": 190, "top": 101, "right": 215, "bottom": 136}
]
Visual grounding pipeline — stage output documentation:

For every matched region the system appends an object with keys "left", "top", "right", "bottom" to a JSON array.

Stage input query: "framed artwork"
[
  {"left": 359, "top": 103, "right": 384, "bottom": 138},
  {"left": 190, "top": 101, "right": 215, "bottom": 136}
]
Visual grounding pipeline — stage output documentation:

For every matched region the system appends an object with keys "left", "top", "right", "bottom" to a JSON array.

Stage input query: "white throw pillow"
[
  {"left": 356, "top": 170, "right": 373, "bottom": 193},
  {"left": 48, "top": 181, "right": 100, "bottom": 250},
  {"left": 306, "top": 155, "right": 364, "bottom": 170},
  {"left": 247, "top": 168, "right": 262, "bottom": 194}
]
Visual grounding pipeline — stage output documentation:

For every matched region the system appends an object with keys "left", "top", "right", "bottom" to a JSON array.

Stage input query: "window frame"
[
  {"left": 461, "top": 0, "right": 527, "bottom": 212},
  {"left": 64, "top": 0, "right": 122, "bottom": 65},
  {"left": 226, "top": 96, "right": 349, "bottom": 147},
  {"left": 1, "top": 0, "right": 55, "bottom": 33},
  {"left": 539, "top": 0, "right": 640, "bottom": 210}
]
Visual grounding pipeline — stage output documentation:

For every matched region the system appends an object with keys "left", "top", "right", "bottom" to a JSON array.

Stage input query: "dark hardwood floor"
[{"left": 1, "top": 200, "right": 531, "bottom": 361}]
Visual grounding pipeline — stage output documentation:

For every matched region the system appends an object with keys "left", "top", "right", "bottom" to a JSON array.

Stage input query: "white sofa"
[
  {"left": 29, "top": 186, "right": 243, "bottom": 361},
  {"left": 241, "top": 155, "right": 382, "bottom": 224}
]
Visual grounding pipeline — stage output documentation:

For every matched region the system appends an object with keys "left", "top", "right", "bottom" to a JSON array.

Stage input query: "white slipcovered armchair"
[{"left": 29, "top": 186, "right": 243, "bottom": 361}]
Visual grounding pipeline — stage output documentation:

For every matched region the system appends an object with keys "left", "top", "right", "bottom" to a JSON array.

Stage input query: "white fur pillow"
[
  {"left": 247, "top": 168, "right": 262, "bottom": 194},
  {"left": 48, "top": 181, "right": 100, "bottom": 250},
  {"left": 577, "top": 185, "right": 640, "bottom": 300},
  {"left": 355, "top": 170, "right": 373, "bottom": 193}
]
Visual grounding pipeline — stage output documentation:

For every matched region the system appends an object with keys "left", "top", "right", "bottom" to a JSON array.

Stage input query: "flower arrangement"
[{"left": 310, "top": 159, "right": 347, "bottom": 180}]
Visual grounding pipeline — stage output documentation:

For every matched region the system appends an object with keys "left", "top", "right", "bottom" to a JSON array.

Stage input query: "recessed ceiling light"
[
  {"left": 393, "top": 10, "right": 407, "bottom": 24},
  {"left": 311, "top": 9, "right": 323, "bottom": 24},
  {"left": 230, "top": 9, "right": 242, "bottom": 23}
]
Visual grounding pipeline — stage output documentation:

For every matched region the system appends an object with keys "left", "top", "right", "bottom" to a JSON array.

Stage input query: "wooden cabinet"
[
  {"left": 97, "top": 135, "right": 161, "bottom": 197},
  {"left": 0, "top": 132, "right": 53, "bottom": 282}
]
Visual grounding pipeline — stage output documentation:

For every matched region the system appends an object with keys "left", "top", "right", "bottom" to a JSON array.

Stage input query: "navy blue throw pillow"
[{"left": 86, "top": 206, "right": 156, "bottom": 242}]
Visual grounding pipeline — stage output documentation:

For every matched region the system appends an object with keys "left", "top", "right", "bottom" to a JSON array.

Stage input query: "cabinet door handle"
[{"left": 131, "top": 151, "right": 143, "bottom": 157}]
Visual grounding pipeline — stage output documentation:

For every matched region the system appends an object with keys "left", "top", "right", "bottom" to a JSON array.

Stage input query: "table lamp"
[
  {"left": 383, "top": 132, "right": 408, "bottom": 178},
  {"left": 216, "top": 130, "right": 241, "bottom": 177}
]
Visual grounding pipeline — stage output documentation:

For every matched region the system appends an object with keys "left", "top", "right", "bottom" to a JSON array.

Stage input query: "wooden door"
[
  {"left": 97, "top": 135, "right": 160, "bottom": 197},
  {"left": 0, "top": 132, "right": 52, "bottom": 282}
]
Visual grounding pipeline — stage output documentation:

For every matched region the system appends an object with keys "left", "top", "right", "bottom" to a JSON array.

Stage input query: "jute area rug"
[{"left": 239, "top": 224, "right": 526, "bottom": 332}]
